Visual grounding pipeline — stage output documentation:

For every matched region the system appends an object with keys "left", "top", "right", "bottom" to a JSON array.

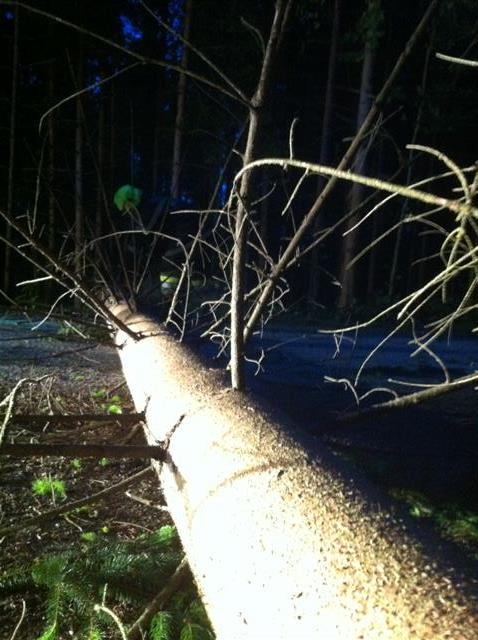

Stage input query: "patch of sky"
[
  {"left": 23, "top": 71, "right": 42, "bottom": 87},
  {"left": 178, "top": 191, "right": 193, "bottom": 206},
  {"left": 132, "top": 151, "right": 142, "bottom": 171},
  {"left": 165, "top": 0, "right": 185, "bottom": 64},
  {"left": 119, "top": 15, "right": 143, "bottom": 45},
  {"left": 218, "top": 181, "right": 229, "bottom": 207},
  {"left": 89, "top": 74, "right": 103, "bottom": 96},
  {"left": 4, "top": 10, "right": 14, "bottom": 20}
]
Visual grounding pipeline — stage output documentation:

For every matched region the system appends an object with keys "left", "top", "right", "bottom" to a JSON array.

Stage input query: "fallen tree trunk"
[{"left": 112, "top": 304, "right": 478, "bottom": 639}]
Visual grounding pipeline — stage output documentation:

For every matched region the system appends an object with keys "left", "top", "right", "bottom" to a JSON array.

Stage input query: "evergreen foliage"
[{"left": 0, "top": 525, "right": 213, "bottom": 640}]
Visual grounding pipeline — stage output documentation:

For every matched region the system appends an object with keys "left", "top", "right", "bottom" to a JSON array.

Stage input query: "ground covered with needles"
[{"left": 0, "top": 311, "right": 199, "bottom": 640}]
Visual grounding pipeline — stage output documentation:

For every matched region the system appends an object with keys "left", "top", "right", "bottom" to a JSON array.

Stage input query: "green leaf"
[
  {"left": 37, "top": 622, "right": 58, "bottom": 640},
  {"left": 113, "top": 184, "right": 142, "bottom": 213},
  {"left": 81, "top": 532, "right": 97, "bottom": 543},
  {"left": 106, "top": 404, "right": 123, "bottom": 415},
  {"left": 153, "top": 525, "right": 177, "bottom": 546},
  {"left": 91, "top": 389, "right": 107, "bottom": 399}
]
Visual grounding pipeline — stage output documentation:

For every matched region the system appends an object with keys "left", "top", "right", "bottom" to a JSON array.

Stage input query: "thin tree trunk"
[
  {"left": 388, "top": 31, "right": 433, "bottom": 298},
  {"left": 47, "top": 53, "right": 56, "bottom": 300},
  {"left": 308, "top": 0, "right": 341, "bottom": 306},
  {"left": 170, "top": 0, "right": 193, "bottom": 202},
  {"left": 338, "top": 36, "right": 376, "bottom": 309},
  {"left": 74, "top": 56, "right": 84, "bottom": 278},
  {"left": 109, "top": 83, "right": 117, "bottom": 197},
  {"left": 152, "top": 74, "right": 162, "bottom": 195},
  {"left": 242, "top": 0, "right": 438, "bottom": 345},
  {"left": 4, "top": 5, "right": 19, "bottom": 293},
  {"left": 96, "top": 102, "right": 105, "bottom": 244},
  {"left": 230, "top": 0, "right": 292, "bottom": 390}
]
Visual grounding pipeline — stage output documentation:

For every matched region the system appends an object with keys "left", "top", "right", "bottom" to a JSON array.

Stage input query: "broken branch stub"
[{"left": 112, "top": 304, "right": 478, "bottom": 639}]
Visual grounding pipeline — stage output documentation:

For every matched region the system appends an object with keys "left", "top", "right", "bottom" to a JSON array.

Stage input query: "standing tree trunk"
[
  {"left": 47, "top": 53, "right": 56, "bottom": 300},
  {"left": 230, "top": 0, "right": 293, "bottom": 390},
  {"left": 308, "top": 0, "right": 341, "bottom": 307},
  {"left": 4, "top": 5, "right": 19, "bottom": 294},
  {"left": 170, "top": 0, "right": 193, "bottom": 203},
  {"left": 74, "top": 51, "right": 84, "bottom": 279},
  {"left": 95, "top": 102, "right": 105, "bottom": 244},
  {"left": 388, "top": 31, "right": 433, "bottom": 299},
  {"left": 338, "top": 1, "right": 380, "bottom": 309}
]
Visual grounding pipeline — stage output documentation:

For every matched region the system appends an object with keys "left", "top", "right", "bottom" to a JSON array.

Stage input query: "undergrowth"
[{"left": 0, "top": 525, "right": 214, "bottom": 640}]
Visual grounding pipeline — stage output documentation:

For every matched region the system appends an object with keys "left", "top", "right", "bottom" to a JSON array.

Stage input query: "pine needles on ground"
[{"left": 0, "top": 525, "right": 214, "bottom": 640}]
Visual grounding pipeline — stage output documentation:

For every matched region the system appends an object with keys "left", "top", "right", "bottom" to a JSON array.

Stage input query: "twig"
[
  {"left": 436, "top": 52, "right": 478, "bottom": 67},
  {"left": 0, "top": 466, "right": 153, "bottom": 538},
  {"left": 94, "top": 604, "right": 128, "bottom": 640},
  {"left": 0, "top": 443, "right": 166, "bottom": 460},
  {"left": 119, "top": 423, "right": 143, "bottom": 445},
  {"left": 127, "top": 557, "right": 190, "bottom": 639},
  {"left": 125, "top": 491, "right": 169, "bottom": 512},
  {"left": 10, "top": 412, "right": 144, "bottom": 426},
  {"left": 0, "top": 376, "right": 51, "bottom": 445},
  {"left": 336, "top": 371, "right": 478, "bottom": 424},
  {"left": 8, "top": 600, "right": 26, "bottom": 640}
]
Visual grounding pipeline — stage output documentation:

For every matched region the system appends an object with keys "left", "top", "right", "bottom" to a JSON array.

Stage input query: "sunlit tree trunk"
[
  {"left": 170, "top": 0, "right": 193, "bottom": 202},
  {"left": 308, "top": 0, "right": 341, "bottom": 307},
  {"left": 3, "top": 5, "right": 19, "bottom": 293},
  {"left": 113, "top": 304, "right": 478, "bottom": 640}
]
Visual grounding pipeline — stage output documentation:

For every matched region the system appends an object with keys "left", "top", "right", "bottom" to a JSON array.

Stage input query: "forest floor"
[
  {"left": 0, "top": 311, "right": 182, "bottom": 639},
  {"left": 1, "top": 308, "right": 478, "bottom": 637}
]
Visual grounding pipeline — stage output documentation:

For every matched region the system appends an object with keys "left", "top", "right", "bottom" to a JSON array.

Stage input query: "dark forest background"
[{"left": 1, "top": 0, "right": 477, "bottom": 319}]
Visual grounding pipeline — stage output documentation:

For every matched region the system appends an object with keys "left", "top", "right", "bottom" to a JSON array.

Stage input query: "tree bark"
[
  {"left": 242, "top": 0, "right": 438, "bottom": 345},
  {"left": 112, "top": 304, "right": 478, "bottom": 640},
  {"left": 308, "top": 0, "right": 341, "bottom": 306},
  {"left": 3, "top": 5, "right": 19, "bottom": 294},
  {"left": 230, "top": 0, "right": 292, "bottom": 390},
  {"left": 338, "top": 36, "right": 376, "bottom": 309},
  {"left": 170, "top": 0, "right": 193, "bottom": 202},
  {"left": 74, "top": 51, "right": 84, "bottom": 279}
]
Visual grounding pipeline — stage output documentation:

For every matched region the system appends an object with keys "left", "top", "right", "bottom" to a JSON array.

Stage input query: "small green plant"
[
  {"left": 91, "top": 388, "right": 123, "bottom": 414},
  {"left": 81, "top": 532, "right": 97, "bottom": 543},
  {"left": 106, "top": 394, "right": 123, "bottom": 414},
  {"left": 32, "top": 477, "right": 67, "bottom": 501},
  {"left": 91, "top": 388, "right": 107, "bottom": 400},
  {"left": 71, "top": 458, "right": 83, "bottom": 471},
  {"left": 0, "top": 525, "right": 213, "bottom": 640},
  {"left": 98, "top": 457, "right": 110, "bottom": 467},
  {"left": 391, "top": 488, "right": 478, "bottom": 552}
]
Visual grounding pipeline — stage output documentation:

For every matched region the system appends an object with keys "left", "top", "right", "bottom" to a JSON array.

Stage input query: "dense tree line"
[{"left": 1, "top": 0, "right": 477, "bottom": 316}]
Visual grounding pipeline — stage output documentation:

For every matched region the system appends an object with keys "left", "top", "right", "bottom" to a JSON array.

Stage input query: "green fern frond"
[
  {"left": 184, "top": 600, "right": 212, "bottom": 630},
  {"left": 0, "top": 565, "right": 33, "bottom": 596},
  {"left": 150, "top": 611, "right": 175, "bottom": 640},
  {"left": 39, "top": 580, "right": 64, "bottom": 640},
  {"left": 37, "top": 622, "right": 57, "bottom": 640},
  {"left": 179, "top": 622, "right": 214, "bottom": 640}
]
